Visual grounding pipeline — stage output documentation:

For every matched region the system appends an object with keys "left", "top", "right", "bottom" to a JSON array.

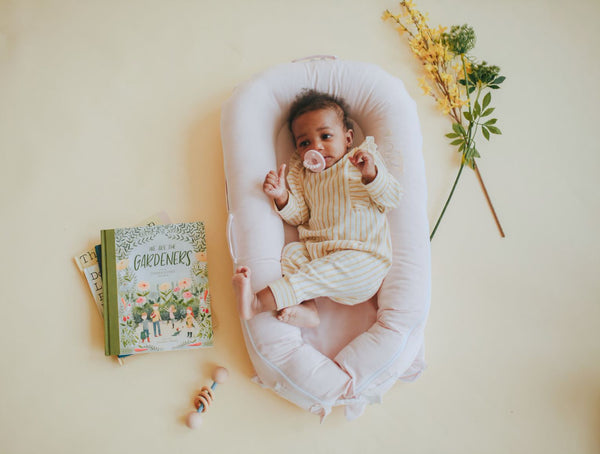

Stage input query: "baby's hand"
[
  {"left": 263, "top": 164, "right": 289, "bottom": 209},
  {"left": 349, "top": 149, "right": 377, "bottom": 184}
]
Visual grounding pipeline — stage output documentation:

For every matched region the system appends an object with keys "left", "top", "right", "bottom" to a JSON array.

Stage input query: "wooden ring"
[{"left": 194, "top": 386, "right": 214, "bottom": 413}]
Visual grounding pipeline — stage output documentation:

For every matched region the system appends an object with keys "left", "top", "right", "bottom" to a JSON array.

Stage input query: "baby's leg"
[
  {"left": 286, "top": 250, "right": 390, "bottom": 306},
  {"left": 277, "top": 300, "right": 320, "bottom": 328},
  {"left": 232, "top": 266, "right": 277, "bottom": 320}
]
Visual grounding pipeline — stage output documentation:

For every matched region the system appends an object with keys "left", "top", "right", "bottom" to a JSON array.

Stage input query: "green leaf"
[
  {"left": 492, "top": 76, "right": 506, "bottom": 84},
  {"left": 465, "top": 146, "right": 480, "bottom": 159},
  {"left": 489, "top": 84, "right": 500, "bottom": 89},
  {"left": 482, "top": 92, "right": 491, "bottom": 109},
  {"left": 474, "top": 100, "right": 481, "bottom": 117},
  {"left": 450, "top": 138, "right": 464, "bottom": 146},
  {"left": 487, "top": 126, "right": 502, "bottom": 135},
  {"left": 481, "top": 107, "right": 495, "bottom": 117},
  {"left": 463, "top": 148, "right": 479, "bottom": 169},
  {"left": 458, "top": 79, "right": 467, "bottom": 86},
  {"left": 463, "top": 111, "right": 473, "bottom": 122},
  {"left": 452, "top": 123, "right": 466, "bottom": 136},
  {"left": 484, "top": 118, "right": 497, "bottom": 125},
  {"left": 445, "top": 132, "right": 459, "bottom": 138},
  {"left": 468, "top": 86, "right": 476, "bottom": 94},
  {"left": 482, "top": 127, "right": 490, "bottom": 140}
]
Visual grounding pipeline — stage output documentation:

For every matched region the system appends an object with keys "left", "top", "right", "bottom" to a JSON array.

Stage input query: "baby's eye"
[
  {"left": 321, "top": 134, "right": 332, "bottom": 140},
  {"left": 298, "top": 140, "right": 310, "bottom": 148}
]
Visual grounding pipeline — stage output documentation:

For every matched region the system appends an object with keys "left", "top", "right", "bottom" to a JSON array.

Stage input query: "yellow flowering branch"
[{"left": 383, "top": 1, "right": 506, "bottom": 240}]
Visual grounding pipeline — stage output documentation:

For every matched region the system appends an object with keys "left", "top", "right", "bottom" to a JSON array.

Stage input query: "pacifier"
[{"left": 303, "top": 150, "right": 326, "bottom": 173}]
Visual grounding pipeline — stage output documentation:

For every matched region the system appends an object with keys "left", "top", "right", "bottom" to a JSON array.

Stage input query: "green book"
[{"left": 101, "top": 222, "right": 214, "bottom": 356}]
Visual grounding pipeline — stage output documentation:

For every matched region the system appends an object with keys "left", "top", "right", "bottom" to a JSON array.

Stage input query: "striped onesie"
[{"left": 268, "top": 138, "right": 402, "bottom": 310}]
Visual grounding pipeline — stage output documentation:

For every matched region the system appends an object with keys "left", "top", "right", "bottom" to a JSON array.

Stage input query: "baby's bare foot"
[
  {"left": 277, "top": 300, "right": 320, "bottom": 328},
  {"left": 232, "top": 266, "right": 261, "bottom": 320}
]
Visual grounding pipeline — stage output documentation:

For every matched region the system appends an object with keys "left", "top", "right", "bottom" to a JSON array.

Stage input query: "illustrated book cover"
[
  {"left": 74, "top": 212, "right": 170, "bottom": 316},
  {"left": 101, "top": 221, "right": 213, "bottom": 356}
]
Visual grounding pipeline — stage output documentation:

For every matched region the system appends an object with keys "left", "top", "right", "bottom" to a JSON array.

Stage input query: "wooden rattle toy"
[{"left": 186, "top": 366, "right": 229, "bottom": 429}]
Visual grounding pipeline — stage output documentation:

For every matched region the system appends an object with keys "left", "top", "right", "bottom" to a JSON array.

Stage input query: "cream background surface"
[{"left": 1, "top": 0, "right": 599, "bottom": 453}]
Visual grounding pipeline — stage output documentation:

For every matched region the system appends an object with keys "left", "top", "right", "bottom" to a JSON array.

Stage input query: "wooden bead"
[
  {"left": 212, "top": 366, "right": 229, "bottom": 384},
  {"left": 186, "top": 411, "right": 203, "bottom": 429}
]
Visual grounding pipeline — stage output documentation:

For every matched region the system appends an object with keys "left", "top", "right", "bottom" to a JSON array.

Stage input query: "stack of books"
[{"left": 74, "top": 215, "right": 214, "bottom": 357}]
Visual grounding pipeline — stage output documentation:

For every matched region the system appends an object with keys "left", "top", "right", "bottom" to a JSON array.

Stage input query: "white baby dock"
[{"left": 221, "top": 57, "right": 431, "bottom": 421}]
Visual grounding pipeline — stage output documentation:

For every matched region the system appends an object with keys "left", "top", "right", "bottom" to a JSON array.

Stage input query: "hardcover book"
[
  {"left": 73, "top": 246, "right": 104, "bottom": 315},
  {"left": 101, "top": 221, "right": 213, "bottom": 356},
  {"left": 74, "top": 212, "right": 170, "bottom": 316}
]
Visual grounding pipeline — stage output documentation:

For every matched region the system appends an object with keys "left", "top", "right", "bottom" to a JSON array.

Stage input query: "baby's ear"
[{"left": 345, "top": 128, "right": 354, "bottom": 147}]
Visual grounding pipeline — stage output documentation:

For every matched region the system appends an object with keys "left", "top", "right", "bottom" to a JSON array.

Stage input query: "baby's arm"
[
  {"left": 263, "top": 158, "right": 309, "bottom": 226},
  {"left": 263, "top": 164, "right": 289, "bottom": 210},
  {"left": 348, "top": 149, "right": 378, "bottom": 185},
  {"left": 352, "top": 148, "right": 402, "bottom": 212}
]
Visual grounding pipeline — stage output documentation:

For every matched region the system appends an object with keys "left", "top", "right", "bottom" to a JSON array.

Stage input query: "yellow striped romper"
[{"left": 268, "top": 139, "right": 402, "bottom": 310}]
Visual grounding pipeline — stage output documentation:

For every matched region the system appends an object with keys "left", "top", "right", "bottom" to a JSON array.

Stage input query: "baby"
[{"left": 233, "top": 89, "right": 402, "bottom": 328}]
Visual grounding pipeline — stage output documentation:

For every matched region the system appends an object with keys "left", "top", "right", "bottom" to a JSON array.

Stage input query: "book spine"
[{"left": 101, "top": 229, "right": 119, "bottom": 356}]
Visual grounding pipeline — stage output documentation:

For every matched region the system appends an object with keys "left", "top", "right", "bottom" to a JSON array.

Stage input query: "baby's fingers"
[
  {"left": 349, "top": 152, "right": 363, "bottom": 168},
  {"left": 354, "top": 149, "right": 372, "bottom": 162},
  {"left": 264, "top": 175, "right": 280, "bottom": 188},
  {"left": 278, "top": 164, "right": 286, "bottom": 180},
  {"left": 264, "top": 171, "right": 280, "bottom": 185},
  {"left": 263, "top": 182, "right": 278, "bottom": 196}
]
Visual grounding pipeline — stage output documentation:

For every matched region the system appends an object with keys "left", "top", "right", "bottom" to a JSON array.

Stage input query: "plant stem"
[
  {"left": 472, "top": 162, "right": 505, "bottom": 237},
  {"left": 461, "top": 54, "right": 472, "bottom": 122},
  {"left": 430, "top": 160, "right": 465, "bottom": 241}
]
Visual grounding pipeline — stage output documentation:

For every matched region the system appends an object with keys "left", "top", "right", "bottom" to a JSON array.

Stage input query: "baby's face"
[{"left": 292, "top": 108, "right": 353, "bottom": 169}]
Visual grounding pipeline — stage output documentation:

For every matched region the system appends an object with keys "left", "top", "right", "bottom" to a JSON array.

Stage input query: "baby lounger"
[{"left": 221, "top": 57, "right": 431, "bottom": 420}]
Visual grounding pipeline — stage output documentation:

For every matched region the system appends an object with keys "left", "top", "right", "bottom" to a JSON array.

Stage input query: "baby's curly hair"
[{"left": 288, "top": 89, "right": 353, "bottom": 135}]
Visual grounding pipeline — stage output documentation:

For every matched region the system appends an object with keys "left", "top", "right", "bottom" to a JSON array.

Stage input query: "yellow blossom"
[
  {"left": 440, "top": 72, "right": 452, "bottom": 83},
  {"left": 403, "top": 0, "right": 416, "bottom": 10},
  {"left": 418, "top": 77, "right": 431, "bottom": 95},
  {"left": 437, "top": 98, "right": 451, "bottom": 115},
  {"left": 383, "top": 0, "right": 472, "bottom": 125}
]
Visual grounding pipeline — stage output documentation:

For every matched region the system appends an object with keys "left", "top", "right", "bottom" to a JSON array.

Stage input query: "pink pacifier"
[{"left": 303, "top": 150, "right": 326, "bottom": 173}]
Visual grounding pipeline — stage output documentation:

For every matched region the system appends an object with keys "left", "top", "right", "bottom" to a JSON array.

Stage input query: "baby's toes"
[{"left": 276, "top": 309, "right": 289, "bottom": 323}]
